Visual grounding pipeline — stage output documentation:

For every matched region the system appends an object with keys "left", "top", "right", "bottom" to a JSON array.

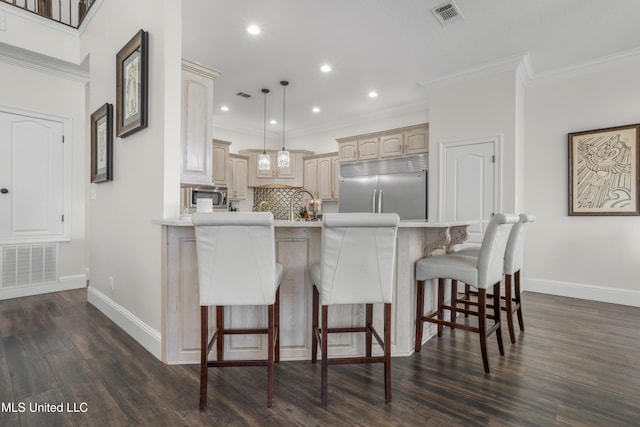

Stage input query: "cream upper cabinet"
[
  {"left": 228, "top": 154, "right": 248, "bottom": 199},
  {"left": 338, "top": 140, "right": 358, "bottom": 162},
  {"left": 212, "top": 139, "right": 230, "bottom": 186},
  {"left": 180, "top": 59, "right": 220, "bottom": 185},
  {"left": 303, "top": 152, "right": 338, "bottom": 201},
  {"left": 379, "top": 132, "right": 404, "bottom": 158},
  {"left": 404, "top": 124, "right": 429, "bottom": 155},
  {"left": 337, "top": 123, "right": 428, "bottom": 163},
  {"left": 242, "top": 150, "right": 313, "bottom": 187},
  {"left": 332, "top": 156, "right": 340, "bottom": 200},
  {"left": 357, "top": 137, "right": 379, "bottom": 160}
]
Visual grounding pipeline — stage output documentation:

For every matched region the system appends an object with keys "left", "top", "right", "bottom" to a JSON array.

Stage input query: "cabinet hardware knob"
[{"left": 0, "top": 188, "right": 8, "bottom": 194}]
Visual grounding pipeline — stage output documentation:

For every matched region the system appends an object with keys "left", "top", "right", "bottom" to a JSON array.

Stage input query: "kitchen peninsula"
[{"left": 156, "top": 218, "right": 475, "bottom": 364}]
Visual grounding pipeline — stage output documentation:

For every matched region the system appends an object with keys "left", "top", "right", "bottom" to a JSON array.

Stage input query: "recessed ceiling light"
[
  {"left": 320, "top": 64, "right": 332, "bottom": 73},
  {"left": 312, "top": 107, "right": 320, "bottom": 113},
  {"left": 368, "top": 91, "right": 378, "bottom": 98},
  {"left": 220, "top": 106, "right": 229, "bottom": 111},
  {"left": 247, "top": 24, "right": 260, "bottom": 35},
  {"left": 270, "top": 119, "right": 277, "bottom": 125}
]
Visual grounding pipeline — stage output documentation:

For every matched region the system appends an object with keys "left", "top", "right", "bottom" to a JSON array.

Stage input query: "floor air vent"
[
  {"left": 1, "top": 243, "right": 58, "bottom": 288},
  {"left": 432, "top": 1, "right": 464, "bottom": 25}
]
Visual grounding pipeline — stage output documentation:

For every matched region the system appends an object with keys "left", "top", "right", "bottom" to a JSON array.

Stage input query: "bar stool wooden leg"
[
  {"left": 311, "top": 286, "right": 319, "bottom": 363},
  {"left": 275, "top": 288, "right": 281, "bottom": 363},
  {"left": 200, "top": 306, "right": 208, "bottom": 410},
  {"left": 504, "top": 273, "right": 516, "bottom": 343},
  {"left": 464, "top": 284, "right": 471, "bottom": 318},
  {"left": 267, "top": 303, "right": 275, "bottom": 408},
  {"left": 450, "top": 279, "right": 458, "bottom": 326},
  {"left": 384, "top": 303, "right": 392, "bottom": 402},
  {"left": 415, "top": 280, "right": 425, "bottom": 352},
  {"left": 366, "top": 303, "right": 373, "bottom": 357},
  {"left": 437, "top": 278, "right": 445, "bottom": 337},
  {"left": 493, "top": 282, "right": 504, "bottom": 356},
  {"left": 514, "top": 270, "right": 525, "bottom": 331},
  {"left": 477, "top": 289, "right": 490, "bottom": 373},
  {"left": 216, "top": 306, "right": 224, "bottom": 361},
  {"left": 321, "top": 305, "right": 329, "bottom": 407}
]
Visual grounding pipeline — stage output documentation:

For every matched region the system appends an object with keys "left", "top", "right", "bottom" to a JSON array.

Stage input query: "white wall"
[
  {"left": 0, "top": 62, "right": 86, "bottom": 279},
  {"left": 427, "top": 70, "right": 519, "bottom": 220},
  {"left": 525, "top": 60, "right": 640, "bottom": 301},
  {"left": 81, "top": 0, "right": 182, "bottom": 358}
]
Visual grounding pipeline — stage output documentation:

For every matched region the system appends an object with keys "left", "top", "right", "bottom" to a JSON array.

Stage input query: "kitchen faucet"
[{"left": 289, "top": 189, "right": 316, "bottom": 221}]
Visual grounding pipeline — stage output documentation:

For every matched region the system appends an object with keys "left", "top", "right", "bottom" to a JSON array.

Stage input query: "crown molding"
[
  {"left": 421, "top": 52, "right": 529, "bottom": 91},
  {"left": 0, "top": 41, "right": 88, "bottom": 82},
  {"left": 526, "top": 47, "right": 640, "bottom": 86}
]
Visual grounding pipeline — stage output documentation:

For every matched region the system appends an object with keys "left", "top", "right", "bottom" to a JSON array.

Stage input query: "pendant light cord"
[
  {"left": 281, "top": 81, "right": 288, "bottom": 151},
  {"left": 262, "top": 88, "right": 269, "bottom": 154}
]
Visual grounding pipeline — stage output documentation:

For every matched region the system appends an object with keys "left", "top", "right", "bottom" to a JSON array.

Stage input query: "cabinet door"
[
  {"left": 332, "top": 156, "right": 340, "bottom": 200},
  {"left": 379, "top": 133, "right": 404, "bottom": 158},
  {"left": 234, "top": 157, "right": 248, "bottom": 199},
  {"left": 317, "top": 157, "right": 333, "bottom": 200},
  {"left": 180, "top": 67, "right": 213, "bottom": 185},
  {"left": 276, "top": 153, "right": 295, "bottom": 179},
  {"left": 212, "top": 142, "right": 229, "bottom": 186},
  {"left": 304, "top": 159, "right": 318, "bottom": 195},
  {"left": 404, "top": 126, "right": 429, "bottom": 155},
  {"left": 338, "top": 140, "right": 358, "bottom": 162},
  {"left": 358, "top": 137, "right": 379, "bottom": 160}
]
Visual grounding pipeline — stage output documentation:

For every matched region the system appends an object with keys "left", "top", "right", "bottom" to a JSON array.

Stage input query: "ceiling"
[{"left": 182, "top": 0, "right": 640, "bottom": 138}]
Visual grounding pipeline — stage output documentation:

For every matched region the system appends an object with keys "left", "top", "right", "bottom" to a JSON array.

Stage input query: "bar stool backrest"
[
  {"left": 192, "top": 212, "right": 277, "bottom": 306},
  {"left": 503, "top": 213, "right": 536, "bottom": 275},
  {"left": 319, "top": 213, "right": 399, "bottom": 305},
  {"left": 475, "top": 213, "right": 519, "bottom": 289}
]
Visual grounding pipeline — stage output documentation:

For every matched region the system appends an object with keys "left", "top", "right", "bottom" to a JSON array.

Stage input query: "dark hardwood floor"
[{"left": 1, "top": 288, "right": 639, "bottom": 426}]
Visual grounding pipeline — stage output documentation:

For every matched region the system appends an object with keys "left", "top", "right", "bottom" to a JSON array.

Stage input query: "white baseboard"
[
  {"left": 523, "top": 277, "right": 640, "bottom": 307},
  {"left": 87, "top": 286, "right": 161, "bottom": 360},
  {"left": 0, "top": 274, "right": 86, "bottom": 300}
]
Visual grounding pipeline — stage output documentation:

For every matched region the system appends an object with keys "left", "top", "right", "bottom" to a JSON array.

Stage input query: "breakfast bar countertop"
[{"left": 153, "top": 217, "right": 481, "bottom": 228}]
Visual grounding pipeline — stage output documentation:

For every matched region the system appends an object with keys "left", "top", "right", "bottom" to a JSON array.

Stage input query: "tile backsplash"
[{"left": 253, "top": 187, "right": 304, "bottom": 220}]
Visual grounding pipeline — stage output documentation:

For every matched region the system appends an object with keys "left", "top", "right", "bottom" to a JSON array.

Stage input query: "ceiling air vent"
[
  {"left": 432, "top": 1, "right": 464, "bottom": 26},
  {"left": 236, "top": 91, "right": 253, "bottom": 99}
]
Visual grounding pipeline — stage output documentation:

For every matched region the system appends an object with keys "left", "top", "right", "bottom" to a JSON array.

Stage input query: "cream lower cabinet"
[
  {"left": 228, "top": 154, "right": 248, "bottom": 199},
  {"left": 304, "top": 153, "right": 339, "bottom": 201}
]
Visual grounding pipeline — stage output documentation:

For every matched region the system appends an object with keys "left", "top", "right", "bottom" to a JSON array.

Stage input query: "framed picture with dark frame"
[
  {"left": 568, "top": 123, "right": 640, "bottom": 215},
  {"left": 116, "top": 29, "right": 148, "bottom": 138},
  {"left": 91, "top": 103, "right": 113, "bottom": 183}
]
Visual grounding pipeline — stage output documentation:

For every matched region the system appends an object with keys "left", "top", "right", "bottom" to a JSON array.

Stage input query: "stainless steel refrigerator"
[{"left": 338, "top": 155, "right": 428, "bottom": 220}]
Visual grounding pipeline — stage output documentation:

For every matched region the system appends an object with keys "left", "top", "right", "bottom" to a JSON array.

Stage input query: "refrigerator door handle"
[
  {"left": 372, "top": 189, "right": 377, "bottom": 213},
  {"left": 378, "top": 190, "right": 383, "bottom": 213}
]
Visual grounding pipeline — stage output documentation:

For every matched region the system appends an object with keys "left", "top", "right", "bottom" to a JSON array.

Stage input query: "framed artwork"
[
  {"left": 116, "top": 29, "right": 148, "bottom": 138},
  {"left": 91, "top": 103, "right": 113, "bottom": 183},
  {"left": 568, "top": 124, "right": 640, "bottom": 215}
]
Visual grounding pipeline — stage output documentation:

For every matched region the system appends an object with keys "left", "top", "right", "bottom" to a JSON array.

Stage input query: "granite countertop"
[{"left": 153, "top": 217, "right": 481, "bottom": 228}]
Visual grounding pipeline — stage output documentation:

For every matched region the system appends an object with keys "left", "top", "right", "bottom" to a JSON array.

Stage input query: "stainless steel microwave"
[{"left": 184, "top": 186, "right": 228, "bottom": 210}]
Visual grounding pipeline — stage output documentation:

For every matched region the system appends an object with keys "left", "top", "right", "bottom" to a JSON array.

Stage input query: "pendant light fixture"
[
  {"left": 278, "top": 80, "right": 290, "bottom": 168},
  {"left": 258, "top": 88, "right": 271, "bottom": 170}
]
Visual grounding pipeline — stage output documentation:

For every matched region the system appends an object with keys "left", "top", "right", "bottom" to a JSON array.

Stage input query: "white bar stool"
[
  {"left": 455, "top": 213, "right": 536, "bottom": 343},
  {"left": 192, "top": 212, "right": 283, "bottom": 409},
  {"left": 310, "top": 213, "right": 399, "bottom": 406},
  {"left": 414, "top": 213, "right": 519, "bottom": 373}
]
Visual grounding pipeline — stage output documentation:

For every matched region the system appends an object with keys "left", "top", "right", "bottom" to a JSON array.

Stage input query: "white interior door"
[
  {"left": 439, "top": 137, "right": 500, "bottom": 243},
  {"left": 0, "top": 109, "right": 67, "bottom": 243}
]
